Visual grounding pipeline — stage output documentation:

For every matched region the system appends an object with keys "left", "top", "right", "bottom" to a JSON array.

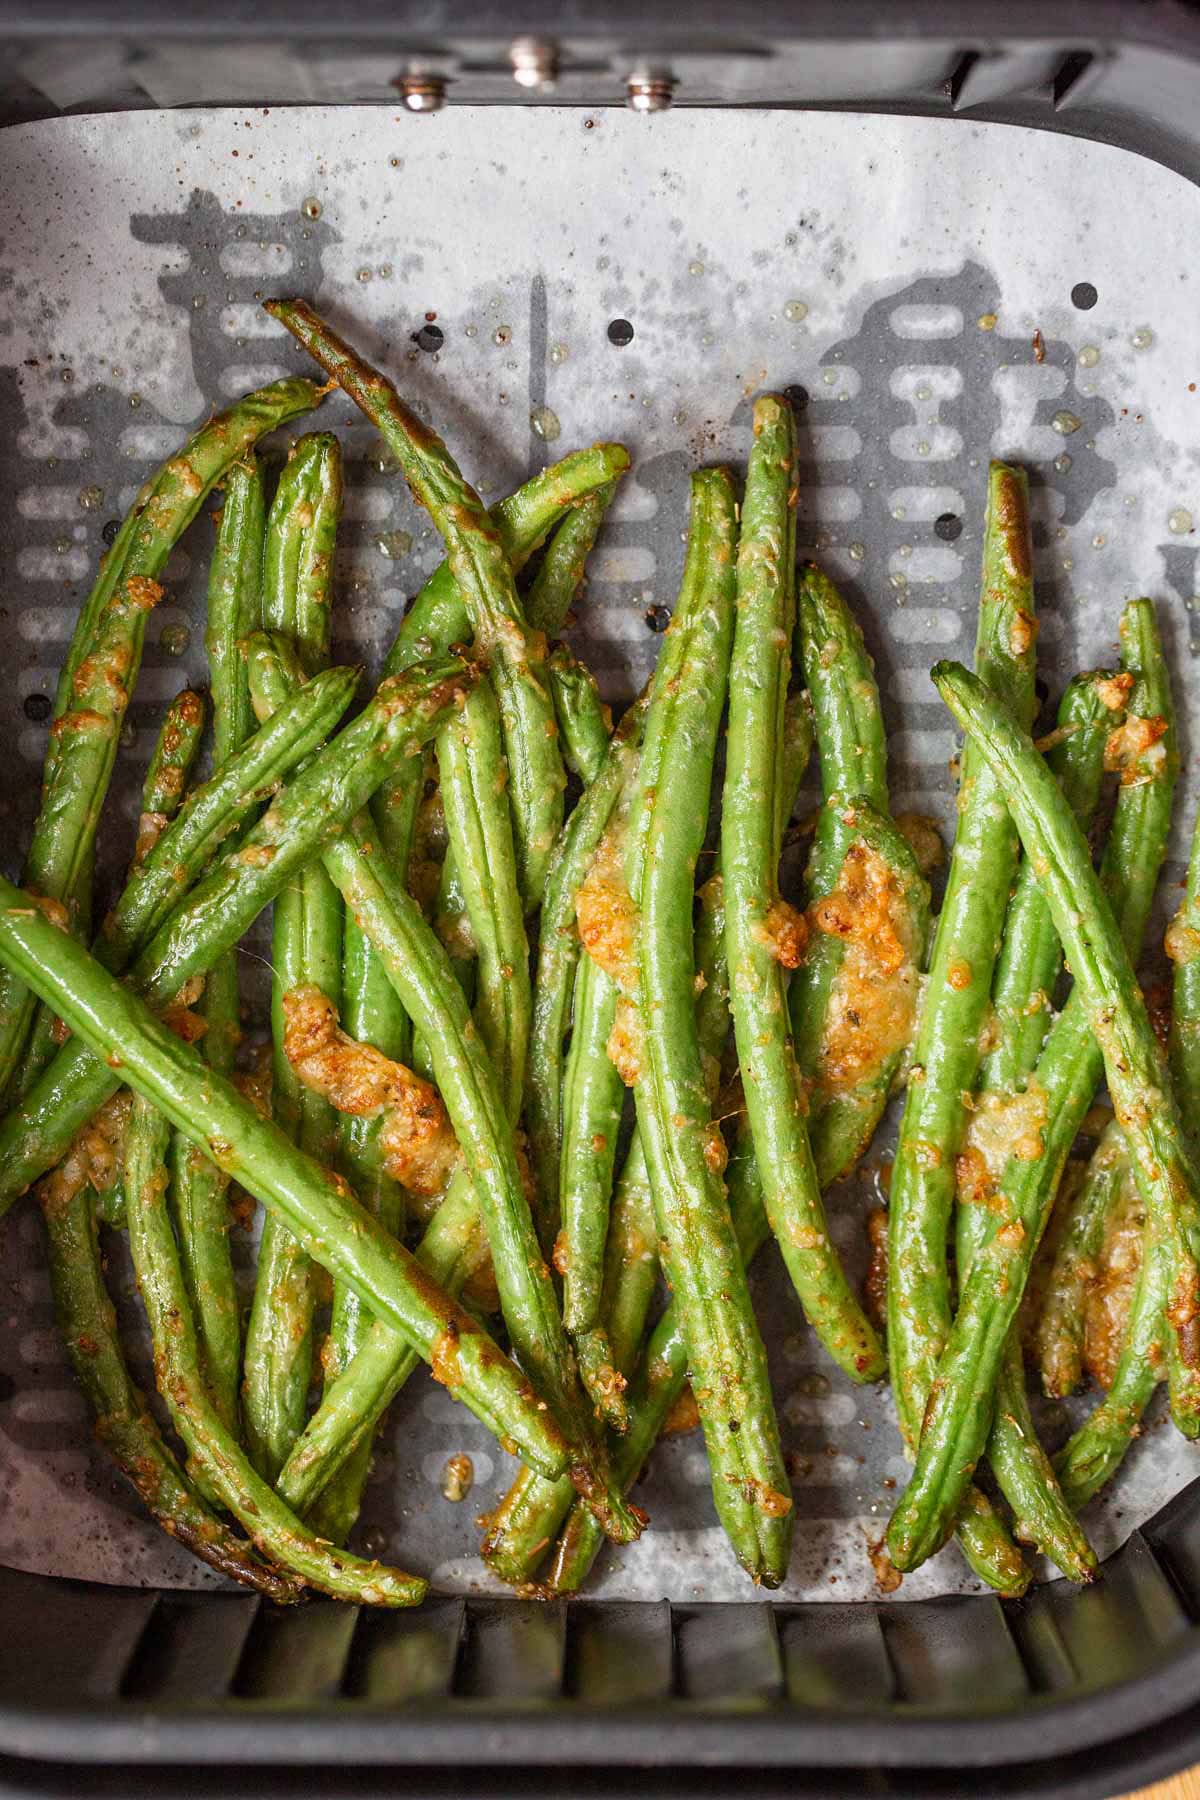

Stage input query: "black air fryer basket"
[{"left": 2, "top": 6, "right": 1200, "bottom": 1795}]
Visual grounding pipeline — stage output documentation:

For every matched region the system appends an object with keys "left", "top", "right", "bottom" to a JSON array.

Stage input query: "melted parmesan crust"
[
  {"left": 809, "top": 840, "right": 919, "bottom": 1095},
  {"left": 281, "top": 984, "right": 458, "bottom": 1195}
]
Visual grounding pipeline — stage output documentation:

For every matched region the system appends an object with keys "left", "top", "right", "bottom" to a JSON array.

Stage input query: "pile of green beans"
[{"left": 6, "top": 301, "right": 1197, "bottom": 1609}]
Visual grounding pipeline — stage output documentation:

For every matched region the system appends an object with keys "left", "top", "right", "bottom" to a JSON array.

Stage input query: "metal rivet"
[
  {"left": 394, "top": 73, "right": 447, "bottom": 113},
  {"left": 626, "top": 71, "right": 675, "bottom": 112},
  {"left": 510, "top": 37, "right": 559, "bottom": 89}
]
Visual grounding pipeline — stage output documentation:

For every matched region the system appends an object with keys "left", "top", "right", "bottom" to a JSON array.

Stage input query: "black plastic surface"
[{"left": 2, "top": 1477, "right": 1200, "bottom": 1792}]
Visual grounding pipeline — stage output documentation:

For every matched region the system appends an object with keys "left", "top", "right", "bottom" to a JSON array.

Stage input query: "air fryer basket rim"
[{"left": 4, "top": 6, "right": 1200, "bottom": 1792}]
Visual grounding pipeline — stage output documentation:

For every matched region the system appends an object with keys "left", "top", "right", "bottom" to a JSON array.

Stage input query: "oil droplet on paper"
[
  {"left": 375, "top": 529, "right": 413, "bottom": 560},
  {"left": 1051, "top": 411, "right": 1082, "bottom": 436},
  {"left": 160, "top": 624, "right": 191, "bottom": 657},
  {"left": 1169, "top": 508, "right": 1194, "bottom": 536},
  {"left": 530, "top": 406, "right": 561, "bottom": 442}
]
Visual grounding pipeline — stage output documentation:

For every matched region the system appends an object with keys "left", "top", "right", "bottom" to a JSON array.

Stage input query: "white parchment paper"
[{"left": 0, "top": 104, "right": 1198, "bottom": 1602}]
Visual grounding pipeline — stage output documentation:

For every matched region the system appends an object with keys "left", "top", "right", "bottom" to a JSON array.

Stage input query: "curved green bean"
[
  {"left": 268, "top": 299, "right": 566, "bottom": 910},
  {"left": 370, "top": 444, "right": 630, "bottom": 928},
  {"left": 887, "top": 602, "right": 1185, "bottom": 1568},
  {"left": 96, "top": 661, "right": 358, "bottom": 977},
  {"left": 0, "top": 375, "right": 325, "bottom": 1102},
  {"left": 547, "top": 643, "right": 611, "bottom": 785},
  {"left": 37, "top": 1130, "right": 298, "bottom": 1602},
  {"left": 132, "top": 688, "right": 207, "bottom": 870},
  {"left": 525, "top": 482, "right": 617, "bottom": 636},
  {"left": 0, "top": 653, "right": 470, "bottom": 1211},
  {"left": 957, "top": 672, "right": 1118, "bottom": 1580},
  {"left": 124, "top": 1093, "right": 426, "bottom": 1605}
]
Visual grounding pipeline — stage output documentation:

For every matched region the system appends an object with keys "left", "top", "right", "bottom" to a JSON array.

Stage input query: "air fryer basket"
[{"left": 3, "top": 8, "right": 1200, "bottom": 1795}]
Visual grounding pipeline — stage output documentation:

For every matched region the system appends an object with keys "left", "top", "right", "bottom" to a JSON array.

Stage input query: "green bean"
[
  {"left": 1036, "top": 1121, "right": 1130, "bottom": 1399},
  {"left": 481, "top": 860, "right": 738, "bottom": 1587},
  {"left": 548, "top": 1116, "right": 773, "bottom": 1594},
  {"left": 170, "top": 457, "right": 266, "bottom": 1438},
  {"left": 251, "top": 629, "right": 636, "bottom": 1538},
  {"left": 957, "top": 673, "right": 1118, "bottom": 1580},
  {"left": 437, "top": 680, "right": 531, "bottom": 1112},
  {"left": 305, "top": 911, "right": 409, "bottom": 1547},
  {"left": 525, "top": 482, "right": 617, "bottom": 636},
  {"left": 206, "top": 455, "right": 267, "bottom": 770},
  {"left": 1054, "top": 1233, "right": 1170, "bottom": 1512},
  {"left": 97, "top": 660, "right": 359, "bottom": 978},
  {"left": 0, "top": 376, "right": 325, "bottom": 1102},
  {"left": 804, "top": 794, "right": 933, "bottom": 1189},
  {"left": 722, "top": 396, "right": 883, "bottom": 1382},
  {"left": 887, "top": 601, "right": 1186, "bottom": 1568},
  {"left": 1168, "top": 750, "right": 1200, "bottom": 1138},
  {"left": 268, "top": 299, "right": 566, "bottom": 910},
  {"left": 978, "top": 671, "right": 1124, "bottom": 1097},
  {"left": 50, "top": 480, "right": 152, "bottom": 725},
  {"left": 132, "top": 689, "right": 207, "bottom": 870},
  {"left": 383, "top": 446, "right": 629, "bottom": 682},
  {"left": 626, "top": 465, "right": 792, "bottom": 1584},
  {"left": 884, "top": 462, "right": 1038, "bottom": 1591},
  {"left": 261, "top": 432, "right": 341, "bottom": 675},
  {"left": 1056, "top": 630, "right": 1200, "bottom": 1506},
  {"left": 789, "top": 566, "right": 894, "bottom": 1190},
  {"left": 8, "top": 575, "right": 167, "bottom": 1091},
  {"left": 526, "top": 690, "right": 648, "bottom": 1256},
  {"left": 0, "top": 653, "right": 470, "bottom": 1212},
  {"left": 36, "top": 1123, "right": 299, "bottom": 1601},
  {"left": 124, "top": 1093, "right": 425, "bottom": 1604},
  {"left": 547, "top": 643, "right": 612, "bottom": 785},
  {"left": 275, "top": 1183, "right": 486, "bottom": 1518},
  {"left": 370, "top": 445, "right": 629, "bottom": 928},
  {"left": 244, "top": 433, "right": 345, "bottom": 1482},
  {"left": 560, "top": 942, "right": 627, "bottom": 1429},
  {"left": 0, "top": 879, "right": 570, "bottom": 1479}
]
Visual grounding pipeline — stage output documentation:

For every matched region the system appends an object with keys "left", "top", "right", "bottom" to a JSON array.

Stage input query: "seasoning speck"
[
  {"left": 441, "top": 1453, "right": 474, "bottom": 1502},
  {"left": 494, "top": 324, "right": 512, "bottom": 346}
]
